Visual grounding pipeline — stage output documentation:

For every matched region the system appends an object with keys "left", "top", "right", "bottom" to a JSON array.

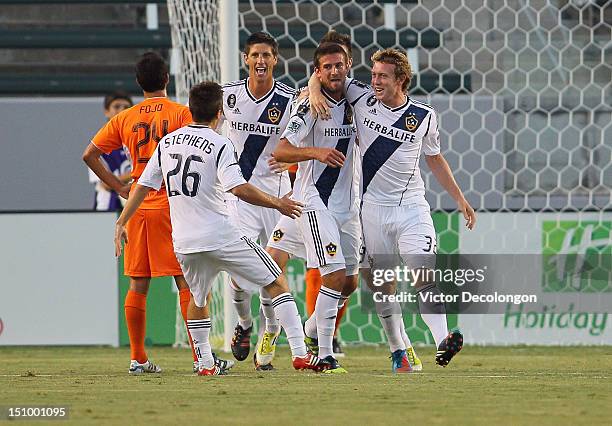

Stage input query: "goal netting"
[{"left": 169, "top": 0, "right": 611, "bottom": 348}]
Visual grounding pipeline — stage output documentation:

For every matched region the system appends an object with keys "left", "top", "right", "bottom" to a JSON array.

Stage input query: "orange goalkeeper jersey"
[{"left": 92, "top": 97, "right": 192, "bottom": 209}]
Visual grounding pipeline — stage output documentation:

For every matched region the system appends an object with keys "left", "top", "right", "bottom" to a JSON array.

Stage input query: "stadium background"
[{"left": 0, "top": 0, "right": 610, "bottom": 349}]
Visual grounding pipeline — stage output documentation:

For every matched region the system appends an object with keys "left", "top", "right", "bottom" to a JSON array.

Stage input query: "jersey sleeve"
[
  {"left": 137, "top": 145, "right": 164, "bottom": 190},
  {"left": 91, "top": 116, "right": 123, "bottom": 154},
  {"left": 216, "top": 139, "right": 246, "bottom": 192},
  {"left": 422, "top": 110, "right": 441, "bottom": 156},
  {"left": 345, "top": 77, "right": 372, "bottom": 105},
  {"left": 281, "top": 99, "right": 316, "bottom": 146}
]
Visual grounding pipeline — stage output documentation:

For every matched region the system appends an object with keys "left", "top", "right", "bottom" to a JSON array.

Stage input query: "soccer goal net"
[{"left": 169, "top": 0, "right": 611, "bottom": 348}]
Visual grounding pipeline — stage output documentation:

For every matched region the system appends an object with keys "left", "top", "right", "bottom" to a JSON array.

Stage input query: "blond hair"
[{"left": 371, "top": 48, "right": 413, "bottom": 92}]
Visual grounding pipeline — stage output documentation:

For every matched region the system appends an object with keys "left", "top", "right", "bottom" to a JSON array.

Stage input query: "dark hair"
[
  {"left": 244, "top": 31, "right": 278, "bottom": 57},
  {"left": 313, "top": 43, "right": 348, "bottom": 69},
  {"left": 189, "top": 81, "right": 223, "bottom": 123},
  {"left": 319, "top": 30, "right": 352, "bottom": 57},
  {"left": 135, "top": 52, "right": 169, "bottom": 92},
  {"left": 103, "top": 90, "right": 133, "bottom": 110}
]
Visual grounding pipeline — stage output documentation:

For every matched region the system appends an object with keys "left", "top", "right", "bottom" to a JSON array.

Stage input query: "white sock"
[
  {"left": 305, "top": 294, "right": 347, "bottom": 340},
  {"left": 399, "top": 319, "right": 412, "bottom": 348},
  {"left": 187, "top": 319, "right": 214, "bottom": 369},
  {"left": 230, "top": 281, "right": 252, "bottom": 330},
  {"left": 315, "top": 286, "right": 341, "bottom": 358},
  {"left": 375, "top": 300, "right": 406, "bottom": 352},
  {"left": 259, "top": 288, "right": 281, "bottom": 335},
  {"left": 272, "top": 292, "right": 307, "bottom": 357},
  {"left": 420, "top": 313, "right": 448, "bottom": 348},
  {"left": 418, "top": 284, "right": 448, "bottom": 348},
  {"left": 304, "top": 313, "right": 317, "bottom": 339}
]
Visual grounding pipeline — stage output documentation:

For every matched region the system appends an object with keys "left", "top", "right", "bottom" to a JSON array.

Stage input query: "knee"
[{"left": 129, "top": 277, "right": 150, "bottom": 294}]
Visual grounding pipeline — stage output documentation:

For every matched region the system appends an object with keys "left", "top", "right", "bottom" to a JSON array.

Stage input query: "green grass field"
[{"left": 1, "top": 346, "right": 611, "bottom": 425}]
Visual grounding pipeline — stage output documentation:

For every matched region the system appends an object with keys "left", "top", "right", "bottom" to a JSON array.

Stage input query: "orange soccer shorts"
[{"left": 123, "top": 208, "right": 182, "bottom": 278}]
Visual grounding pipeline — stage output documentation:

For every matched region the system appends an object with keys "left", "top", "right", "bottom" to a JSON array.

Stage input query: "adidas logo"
[
  {"left": 233, "top": 108, "right": 241, "bottom": 114},
  {"left": 368, "top": 108, "right": 377, "bottom": 114}
]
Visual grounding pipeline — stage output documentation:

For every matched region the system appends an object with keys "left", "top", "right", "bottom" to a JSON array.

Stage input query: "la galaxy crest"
[
  {"left": 268, "top": 101, "right": 282, "bottom": 124},
  {"left": 227, "top": 94, "right": 236, "bottom": 109},
  {"left": 405, "top": 113, "right": 420, "bottom": 132},
  {"left": 272, "top": 229, "right": 284, "bottom": 242},
  {"left": 325, "top": 242, "right": 337, "bottom": 257},
  {"left": 366, "top": 95, "right": 377, "bottom": 107}
]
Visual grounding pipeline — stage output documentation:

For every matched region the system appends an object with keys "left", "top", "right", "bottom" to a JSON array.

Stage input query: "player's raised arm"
[
  {"left": 83, "top": 142, "right": 130, "bottom": 199},
  {"left": 307, "top": 72, "right": 331, "bottom": 119}
]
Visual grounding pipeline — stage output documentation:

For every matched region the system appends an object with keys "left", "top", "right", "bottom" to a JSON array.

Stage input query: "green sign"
[{"left": 542, "top": 220, "right": 612, "bottom": 293}]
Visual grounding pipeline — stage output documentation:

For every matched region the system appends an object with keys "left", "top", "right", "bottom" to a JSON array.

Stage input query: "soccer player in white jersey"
[
  {"left": 114, "top": 82, "right": 328, "bottom": 375},
  {"left": 219, "top": 32, "right": 297, "bottom": 367},
  {"left": 311, "top": 48, "right": 476, "bottom": 371},
  {"left": 268, "top": 43, "right": 361, "bottom": 373}
]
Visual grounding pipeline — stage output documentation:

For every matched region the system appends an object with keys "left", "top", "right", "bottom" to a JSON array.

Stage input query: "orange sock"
[
  {"left": 305, "top": 268, "right": 322, "bottom": 316},
  {"left": 334, "top": 299, "right": 348, "bottom": 335},
  {"left": 124, "top": 290, "right": 147, "bottom": 363},
  {"left": 178, "top": 288, "right": 198, "bottom": 362}
]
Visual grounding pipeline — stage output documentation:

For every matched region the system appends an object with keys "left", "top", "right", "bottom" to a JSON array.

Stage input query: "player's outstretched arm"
[
  {"left": 114, "top": 184, "right": 152, "bottom": 257},
  {"left": 307, "top": 73, "right": 331, "bottom": 119},
  {"left": 230, "top": 184, "right": 303, "bottom": 219},
  {"left": 425, "top": 153, "right": 476, "bottom": 230},
  {"left": 83, "top": 143, "right": 130, "bottom": 199},
  {"left": 273, "top": 138, "right": 345, "bottom": 167}
]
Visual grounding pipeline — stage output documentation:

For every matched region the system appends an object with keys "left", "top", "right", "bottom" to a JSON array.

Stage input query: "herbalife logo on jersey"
[{"left": 542, "top": 220, "right": 612, "bottom": 293}]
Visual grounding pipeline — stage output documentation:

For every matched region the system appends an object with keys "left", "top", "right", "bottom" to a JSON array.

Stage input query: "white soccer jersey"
[
  {"left": 138, "top": 124, "right": 246, "bottom": 254},
  {"left": 281, "top": 91, "right": 359, "bottom": 212},
  {"left": 345, "top": 78, "right": 441, "bottom": 206},
  {"left": 221, "top": 78, "right": 296, "bottom": 196}
]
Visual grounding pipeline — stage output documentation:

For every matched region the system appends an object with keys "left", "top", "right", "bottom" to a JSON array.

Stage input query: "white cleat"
[{"left": 129, "top": 359, "right": 162, "bottom": 375}]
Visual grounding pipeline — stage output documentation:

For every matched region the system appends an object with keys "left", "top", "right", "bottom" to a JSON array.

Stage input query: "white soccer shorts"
[
  {"left": 296, "top": 209, "right": 361, "bottom": 276},
  {"left": 231, "top": 198, "right": 281, "bottom": 247},
  {"left": 266, "top": 214, "right": 308, "bottom": 261},
  {"left": 175, "top": 236, "right": 281, "bottom": 308},
  {"left": 360, "top": 199, "right": 437, "bottom": 270}
]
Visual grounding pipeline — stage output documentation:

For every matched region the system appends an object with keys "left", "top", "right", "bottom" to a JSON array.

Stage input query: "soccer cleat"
[
  {"left": 129, "top": 359, "right": 162, "bottom": 375},
  {"left": 214, "top": 352, "right": 235, "bottom": 371},
  {"left": 193, "top": 353, "right": 235, "bottom": 373},
  {"left": 390, "top": 349, "right": 413, "bottom": 373},
  {"left": 231, "top": 324, "right": 252, "bottom": 361},
  {"left": 332, "top": 337, "right": 345, "bottom": 358},
  {"left": 304, "top": 335, "right": 319, "bottom": 356},
  {"left": 292, "top": 351, "right": 329, "bottom": 372},
  {"left": 197, "top": 365, "right": 227, "bottom": 376},
  {"left": 321, "top": 355, "right": 348, "bottom": 374},
  {"left": 406, "top": 346, "right": 422, "bottom": 371},
  {"left": 254, "top": 331, "right": 278, "bottom": 371},
  {"left": 436, "top": 330, "right": 464, "bottom": 367}
]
